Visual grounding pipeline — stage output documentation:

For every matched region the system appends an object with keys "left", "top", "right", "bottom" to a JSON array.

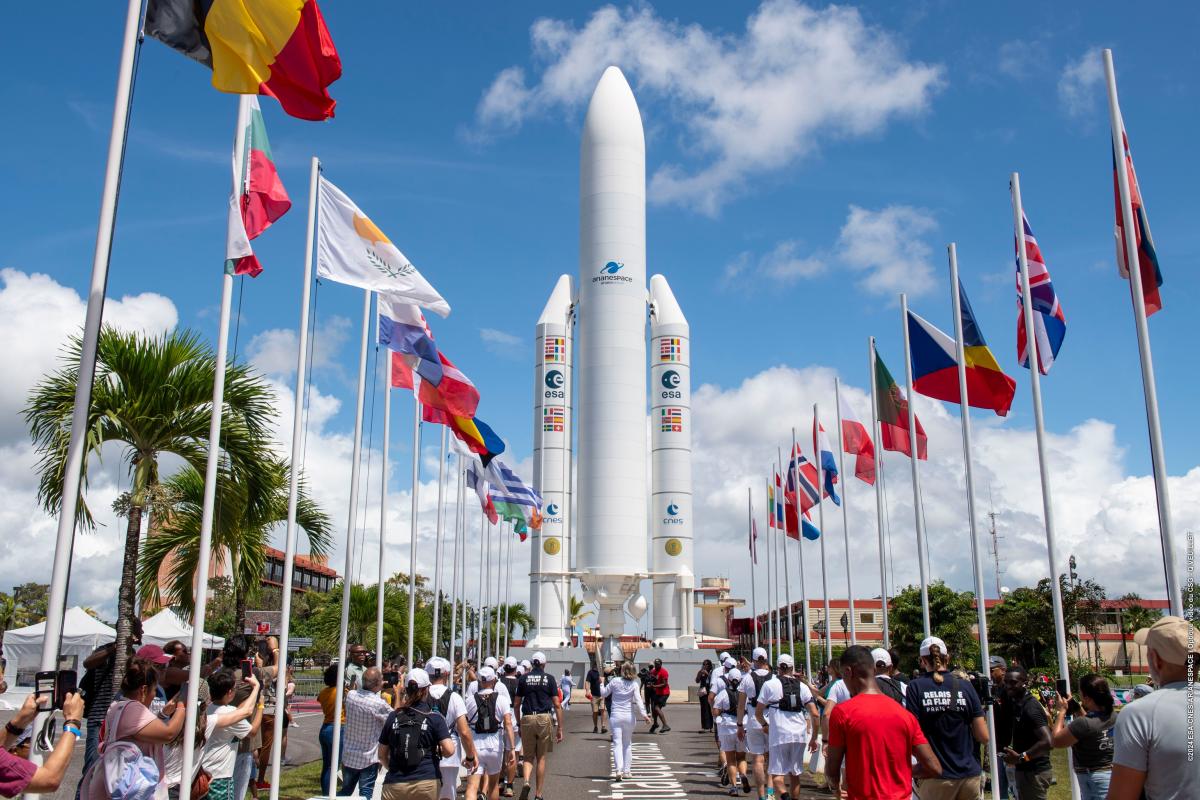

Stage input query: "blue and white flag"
[
  {"left": 485, "top": 460, "right": 543, "bottom": 534},
  {"left": 814, "top": 421, "right": 841, "bottom": 506}
]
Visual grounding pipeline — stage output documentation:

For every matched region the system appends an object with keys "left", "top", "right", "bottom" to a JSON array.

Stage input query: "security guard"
[{"left": 514, "top": 652, "right": 564, "bottom": 800}]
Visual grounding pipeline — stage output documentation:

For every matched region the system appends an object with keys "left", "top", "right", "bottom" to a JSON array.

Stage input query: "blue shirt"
[
  {"left": 905, "top": 672, "right": 984, "bottom": 779},
  {"left": 379, "top": 701, "right": 452, "bottom": 783}
]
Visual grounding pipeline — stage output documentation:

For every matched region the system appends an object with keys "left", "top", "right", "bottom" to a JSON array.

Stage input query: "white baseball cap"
[
  {"left": 478, "top": 666, "right": 496, "bottom": 682},
  {"left": 426, "top": 657, "right": 450, "bottom": 675},
  {"left": 919, "top": 636, "right": 948, "bottom": 657},
  {"left": 777, "top": 653, "right": 794, "bottom": 667},
  {"left": 871, "top": 648, "right": 892, "bottom": 667},
  {"left": 752, "top": 646, "right": 768, "bottom": 661},
  {"left": 521, "top": 659, "right": 533, "bottom": 670},
  {"left": 504, "top": 656, "right": 518, "bottom": 668},
  {"left": 726, "top": 669, "right": 742, "bottom": 682},
  {"left": 484, "top": 656, "right": 499, "bottom": 668},
  {"left": 722, "top": 656, "right": 736, "bottom": 668},
  {"left": 719, "top": 651, "right": 730, "bottom": 661},
  {"left": 532, "top": 651, "right": 547, "bottom": 664},
  {"left": 406, "top": 668, "right": 431, "bottom": 689}
]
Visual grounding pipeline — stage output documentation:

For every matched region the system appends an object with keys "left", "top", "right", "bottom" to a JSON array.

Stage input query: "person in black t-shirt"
[
  {"left": 1048, "top": 674, "right": 1115, "bottom": 800},
  {"left": 585, "top": 665, "right": 607, "bottom": 734},
  {"left": 514, "top": 652, "right": 563, "bottom": 800},
  {"left": 378, "top": 668, "right": 454, "bottom": 800},
  {"left": 1000, "top": 666, "right": 1053, "bottom": 800}
]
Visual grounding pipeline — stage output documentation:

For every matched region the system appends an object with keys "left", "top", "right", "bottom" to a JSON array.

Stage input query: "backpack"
[
  {"left": 82, "top": 700, "right": 162, "bottom": 800},
  {"left": 387, "top": 706, "right": 433, "bottom": 772},
  {"left": 473, "top": 692, "right": 499, "bottom": 735},
  {"left": 748, "top": 670, "right": 771, "bottom": 707},
  {"left": 723, "top": 676, "right": 741, "bottom": 710},
  {"left": 776, "top": 676, "right": 807, "bottom": 713},
  {"left": 433, "top": 687, "right": 455, "bottom": 718},
  {"left": 876, "top": 675, "right": 905, "bottom": 705}
]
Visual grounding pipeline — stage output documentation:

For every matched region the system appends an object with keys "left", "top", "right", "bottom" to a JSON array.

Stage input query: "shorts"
[
  {"left": 590, "top": 696, "right": 605, "bottom": 713},
  {"left": 474, "top": 735, "right": 503, "bottom": 775},
  {"left": 520, "top": 713, "right": 554, "bottom": 758},
  {"left": 259, "top": 714, "right": 276, "bottom": 753},
  {"left": 768, "top": 742, "right": 808, "bottom": 776},
  {"left": 744, "top": 725, "right": 768, "bottom": 755},
  {"left": 915, "top": 774, "right": 984, "bottom": 800},
  {"left": 718, "top": 729, "right": 744, "bottom": 753},
  {"left": 651, "top": 694, "right": 668, "bottom": 708},
  {"left": 438, "top": 765, "right": 459, "bottom": 799},
  {"left": 381, "top": 780, "right": 439, "bottom": 800}
]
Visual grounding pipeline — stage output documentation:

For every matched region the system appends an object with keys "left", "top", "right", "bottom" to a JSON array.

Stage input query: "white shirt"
[
  {"left": 429, "top": 684, "right": 468, "bottom": 767},
  {"left": 827, "top": 679, "right": 851, "bottom": 705},
  {"left": 601, "top": 677, "right": 647, "bottom": 720},
  {"left": 464, "top": 688, "right": 513, "bottom": 751},
  {"left": 713, "top": 689, "right": 739, "bottom": 736},
  {"left": 165, "top": 715, "right": 218, "bottom": 787},
  {"left": 710, "top": 665, "right": 728, "bottom": 695},
  {"left": 739, "top": 668, "right": 772, "bottom": 729},
  {"left": 201, "top": 705, "right": 251, "bottom": 780},
  {"left": 757, "top": 676, "right": 815, "bottom": 745}
]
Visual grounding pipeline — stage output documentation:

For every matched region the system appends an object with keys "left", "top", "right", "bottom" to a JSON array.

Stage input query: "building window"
[{"left": 860, "top": 613, "right": 875, "bottom": 624}]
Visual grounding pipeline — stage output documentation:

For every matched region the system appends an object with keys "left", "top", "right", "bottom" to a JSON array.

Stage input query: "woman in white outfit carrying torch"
[{"left": 601, "top": 663, "right": 652, "bottom": 781}]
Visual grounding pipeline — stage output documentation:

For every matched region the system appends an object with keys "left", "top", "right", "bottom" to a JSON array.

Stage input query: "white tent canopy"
[
  {"left": 140, "top": 607, "right": 225, "bottom": 650},
  {"left": 2, "top": 606, "right": 115, "bottom": 691}
]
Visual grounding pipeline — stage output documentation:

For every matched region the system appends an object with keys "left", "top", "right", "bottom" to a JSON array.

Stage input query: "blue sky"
[{"left": 1, "top": 1, "right": 1198, "bottom": 615}]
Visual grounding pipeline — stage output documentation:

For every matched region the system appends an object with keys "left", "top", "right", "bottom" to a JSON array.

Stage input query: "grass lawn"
[
  {"left": 277, "top": 760, "right": 323, "bottom": 800},
  {"left": 1047, "top": 748, "right": 1072, "bottom": 800}
]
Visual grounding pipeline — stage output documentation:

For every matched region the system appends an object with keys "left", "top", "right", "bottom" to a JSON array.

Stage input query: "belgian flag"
[{"left": 145, "top": 0, "right": 342, "bottom": 121}]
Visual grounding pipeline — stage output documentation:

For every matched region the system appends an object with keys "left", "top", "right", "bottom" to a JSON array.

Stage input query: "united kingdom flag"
[{"left": 1015, "top": 211, "right": 1066, "bottom": 375}]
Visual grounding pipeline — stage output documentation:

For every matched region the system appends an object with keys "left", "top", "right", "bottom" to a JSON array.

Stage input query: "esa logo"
[
  {"left": 593, "top": 260, "right": 633, "bottom": 284},
  {"left": 544, "top": 369, "right": 565, "bottom": 399},
  {"left": 663, "top": 502, "right": 684, "bottom": 525},
  {"left": 660, "top": 369, "right": 683, "bottom": 399}
]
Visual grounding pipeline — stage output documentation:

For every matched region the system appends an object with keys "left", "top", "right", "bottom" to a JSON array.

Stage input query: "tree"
[
  {"left": 136, "top": 459, "right": 332, "bottom": 631},
  {"left": 311, "top": 583, "right": 433, "bottom": 662},
  {"left": 1063, "top": 577, "right": 1107, "bottom": 670},
  {"left": 1118, "top": 596, "right": 1161, "bottom": 676},
  {"left": 568, "top": 595, "right": 593, "bottom": 630},
  {"left": 888, "top": 581, "right": 980, "bottom": 672},
  {"left": 26, "top": 328, "right": 276, "bottom": 691},
  {"left": 487, "top": 603, "right": 535, "bottom": 648},
  {"left": 989, "top": 586, "right": 1056, "bottom": 669}
]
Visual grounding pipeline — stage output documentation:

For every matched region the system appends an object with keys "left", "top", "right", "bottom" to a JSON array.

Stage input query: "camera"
[
  {"left": 35, "top": 669, "right": 77, "bottom": 710},
  {"left": 968, "top": 672, "right": 996, "bottom": 706}
]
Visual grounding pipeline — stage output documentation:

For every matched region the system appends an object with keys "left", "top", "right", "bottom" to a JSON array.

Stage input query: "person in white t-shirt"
[
  {"left": 756, "top": 654, "right": 819, "bottom": 800},
  {"left": 427, "top": 657, "right": 478, "bottom": 800},
  {"left": 462, "top": 666, "right": 515, "bottom": 800},
  {"left": 200, "top": 670, "right": 259, "bottom": 800},
  {"left": 737, "top": 647, "right": 773, "bottom": 799},
  {"left": 713, "top": 668, "right": 748, "bottom": 797},
  {"left": 163, "top": 678, "right": 256, "bottom": 800},
  {"left": 709, "top": 654, "right": 735, "bottom": 779}
]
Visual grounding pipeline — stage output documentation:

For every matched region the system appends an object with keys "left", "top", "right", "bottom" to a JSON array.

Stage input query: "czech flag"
[
  {"left": 1113, "top": 129, "right": 1164, "bottom": 317},
  {"left": 146, "top": 0, "right": 342, "bottom": 121},
  {"left": 907, "top": 286, "right": 1016, "bottom": 417}
]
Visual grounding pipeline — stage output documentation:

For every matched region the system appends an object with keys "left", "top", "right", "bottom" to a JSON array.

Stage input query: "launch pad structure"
[{"left": 510, "top": 67, "right": 703, "bottom": 680}]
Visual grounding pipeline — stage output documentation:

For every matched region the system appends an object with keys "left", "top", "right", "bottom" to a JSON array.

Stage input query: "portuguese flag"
[
  {"left": 145, "top": 0, "right": 342, "bottom": 121},
  {"left": 874, "top": 349, "right": 928, "bottom": 460},
  {"left": 225, "top": 96, "right": 290, "bottom": 276}
]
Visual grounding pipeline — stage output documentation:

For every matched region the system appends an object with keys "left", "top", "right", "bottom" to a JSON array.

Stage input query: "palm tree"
[
  {"left": 0, "top": 595, "right": 16, "bottom": 635},
  {"left": 1119, "top": 597, "right": 1161, "bottom": 678},
  {"left": 26, "top": 327, "right": 276, "bottom": 690},
  {"left": 488, "top": 603, "right": 535, "bottom": 648},
  {"left": 311, "top": 583, "right": 434, "bottom": 661},
  {"left": 136, "top": 459, "right": 332, "bottom": 630},
  {"left": 568, "top": 595, "right": 594, "bottom": 630}
]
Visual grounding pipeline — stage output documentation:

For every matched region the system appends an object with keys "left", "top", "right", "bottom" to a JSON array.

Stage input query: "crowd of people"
[{"left": 1, "top": 614, "right": 1195, "bottom": 800}]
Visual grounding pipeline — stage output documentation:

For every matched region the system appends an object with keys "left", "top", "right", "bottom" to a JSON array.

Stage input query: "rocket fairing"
[
  {"left": 576, "top": 66, "right": 649, "bottom": 635},
  {"left": 529, "top": 275, "right": 573, "bottom": 647}
]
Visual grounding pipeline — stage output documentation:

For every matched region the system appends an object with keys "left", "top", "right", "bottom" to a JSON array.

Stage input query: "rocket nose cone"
[{"left": 583, "top": 66, "right": 644, "bottom": 150}]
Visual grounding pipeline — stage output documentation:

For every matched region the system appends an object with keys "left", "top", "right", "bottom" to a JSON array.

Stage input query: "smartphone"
[
  {"left": 55, "top": 670, "right": 77, "bottom": 710},
  {"left": 240, "top": 659, "right": 254, "bottom": 679},
  {"left": 385, "top": 671, "right": 400, "bottom": 686},
  {"left": 1056, "top": 678, "right": 1069, "bottom": 699},
  {"left": 35, "top": 671, "right": 56, "bottom": 705}
]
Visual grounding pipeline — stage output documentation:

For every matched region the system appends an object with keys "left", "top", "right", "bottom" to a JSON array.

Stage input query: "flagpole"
[
  {"left": 476, "top": 510, "right": 485, "bottom": 659},
  {"left": 1103, "top": 52, "right": 1181, "bottom": 614},
  {"left": 748, "top": 487, "right": 759, "bottom": 650},
  {"left": 1012, "top": 175, "right": 1076, "bottom": 782},
  {"left": 498, "top": 521, "right": 507, "bottom": 652},
  {"left": 405, "top": 398, "right": 422, "bottom": 668},
  {"left": 430, "top": 426, "right": 448, "bottom": 658},
  {"left": 792, "top": 427, "right": 812, "bottom": 679},
  {"left": 868, "top": 338, "right": 891, "bottom": 649},
  {"left": 262, "top": 156, "right": 320, "bottom": 800},
  {"left": 376, "top": 341, "right": 390, "bottom": 663},
  {"left": 813, "top": 405, "right": 832, "bottom": 664},
  {"left": 35, "top": 3, "right": 144, "bottom": 747},
  {"left": 765, "top": 475, "right": 776, "bottom": 653},
  {"left": 482, "top": 517, "right": 492, "bottom": 657},
  {"left": 449, "top": 454, "right": 463, "bottom": 673},
  {"left": 834, "top": 378, "right": 857, "bottom": 644},
  {"left": 328, "top": 288, "right": 373, "bottom": 800},
  {"left": 948, "top": 244, "right": 1002, "bottom": 800},
  {"left": 506, "top": 523, "right": 516, "bottom": 655},
  {"left": 899, "top": 294, "right": 932, "bottom": 638},
  {"left": 779, "top": 448, "right": 796, "bottom": 659}
]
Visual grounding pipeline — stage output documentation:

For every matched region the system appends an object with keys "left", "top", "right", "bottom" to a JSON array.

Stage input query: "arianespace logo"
[
  {"left": 545, "top": 370, "right": 564, "bottom": 389},
  {"left": 593, "top": 260, "right": 634, "bottom": 285},
  {"left": 661, "top": 370, "right": 680, "bottom": 389},
  {"left": 663, "top": 501, "right": 684, "bottom": 525}
]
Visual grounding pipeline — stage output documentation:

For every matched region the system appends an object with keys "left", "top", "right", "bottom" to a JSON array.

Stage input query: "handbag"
[{"left": 190, "top": 766, "right": 211, "bottom": 799}]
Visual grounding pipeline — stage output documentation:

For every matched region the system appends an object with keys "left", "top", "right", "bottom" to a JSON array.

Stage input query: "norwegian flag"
[
  {"left": 786, "top": 444, "right": 821, "bottom": 515},
  {"left": 1113, "top": 129, "right": 1164, "bottom": 317},
  {"left": 1015, "top": 211, "right": 1066, "bottom": 375}
]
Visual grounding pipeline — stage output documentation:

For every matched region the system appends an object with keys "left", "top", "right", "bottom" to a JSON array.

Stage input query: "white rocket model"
[{"left": 529, "top": 66, "right": 695, "bottom": 650}]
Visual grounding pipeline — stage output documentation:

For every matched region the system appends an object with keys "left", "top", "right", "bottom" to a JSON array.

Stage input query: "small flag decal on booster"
[
  {"left": 543, "top": 406, "right": 565, "bottom": 432},
  {"left": 544, "top": 337, "right": 565, "bottom": 363},
  {"left": 660, "top": 407, "right": 683, "bottom": 432},
  {"left": 659, "top": 338, "right": 681, "bottom": 362}
]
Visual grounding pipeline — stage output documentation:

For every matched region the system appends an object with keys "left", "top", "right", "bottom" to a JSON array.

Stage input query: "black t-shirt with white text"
[
  {"left": 517, "top": 669, "right": 556, "bottom": 714},
  {"left": 905, "top": 672, "right": 984, "bottom": 779}
]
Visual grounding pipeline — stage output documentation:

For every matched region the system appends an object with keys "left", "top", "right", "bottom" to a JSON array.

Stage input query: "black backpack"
[
  {"left": 473, "top": 692, "right": 499, "bottom": 735},
  {"left": 776, "top": 676, "right": 807, "bottom": 713},
  {"left": 723, "top": 675, "right": 741, "bottom": 712},
  {"left": 748, "top": 670, "right": 772, "bottom": 707},
  {"left": 876, "top": 675, "right": 905, "bottom": 705},
  {"left": 433, "top": 688, "right": 455, "bottom": 717},
  {"left": 387, "top": 707, "right": 433, "bottom": 771}
]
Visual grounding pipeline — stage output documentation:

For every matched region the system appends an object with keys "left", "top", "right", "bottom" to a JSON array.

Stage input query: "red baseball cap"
[{"left": 136, "top": 644, "right": 171, "bottom": 666}]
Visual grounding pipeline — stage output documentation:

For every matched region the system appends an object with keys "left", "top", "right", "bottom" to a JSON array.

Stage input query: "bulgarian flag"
[
  {"left": 874, "top": 349, "right": 928, "bottom": 460},
  {"left": 145, "top": 0, "right": 342, "bottom": 121},
  {"left": 225, "top": 96, "right": 290, "bottom": 276}
]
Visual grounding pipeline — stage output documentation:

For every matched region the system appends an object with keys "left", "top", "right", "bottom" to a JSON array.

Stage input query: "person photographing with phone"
[
  {"left": 0, "top": 690, "right": 84, "bottom": 796},
  {"left": 1046, "top": 674, "right": 1114, "bottom": 800}
]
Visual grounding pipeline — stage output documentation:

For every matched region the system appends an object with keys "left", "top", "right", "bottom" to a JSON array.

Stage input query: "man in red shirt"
[
  {"left": 825, "top": 645, "right": 941, "bottom": 800},
  {"left": 648, "top": 659, "right": 672, "bottom": 734}
]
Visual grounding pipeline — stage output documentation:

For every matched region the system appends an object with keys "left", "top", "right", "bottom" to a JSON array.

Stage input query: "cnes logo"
[{"left": 663, "top": 501, "right": 684, "bottom": 525}]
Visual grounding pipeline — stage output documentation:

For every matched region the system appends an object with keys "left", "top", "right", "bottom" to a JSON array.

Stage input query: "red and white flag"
[
  {"left": 838, "top": 393, "right": 876, "bottom": 485},
  {"left": 749, "top": 518, "right": 758, "bottom": 564}
]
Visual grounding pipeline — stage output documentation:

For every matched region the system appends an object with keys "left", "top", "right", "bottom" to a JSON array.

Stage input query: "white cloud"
[
  {"left": 1059, "top": 47, "right": 1105, "bottom": 119},
  {"left": 837, "top": 204, "right": 938, "bottom": 297},
  {"left": 479, "top": 328, "right": 526, "bottom": 359},
  {"left": 247, "top": 316, "right": 351, "bottom": 378},
  {"left": 726, "top": 241, "right": 826, "bottom": 287},
  {"left": 997, "top": 39, "right": 1050, "bottom": 80},
  {"left": 472, "top": 1, "right": 943, "bottom": 214}
]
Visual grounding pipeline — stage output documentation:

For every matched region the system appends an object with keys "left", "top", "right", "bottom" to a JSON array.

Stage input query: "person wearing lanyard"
[{"left": 514, "top": 652, "right": 564, "bottom": 800}]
